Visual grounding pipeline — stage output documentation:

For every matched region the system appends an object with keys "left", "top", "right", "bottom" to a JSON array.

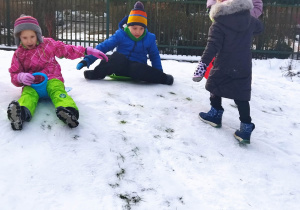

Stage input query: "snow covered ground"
[{"left": 0, "top": 50, "right": 300, "bottom": 210}]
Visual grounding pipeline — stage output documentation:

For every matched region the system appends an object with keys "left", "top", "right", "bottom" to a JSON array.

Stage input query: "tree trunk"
[{"left": 33, "top": 0, "right": 57, "bottom": 39}]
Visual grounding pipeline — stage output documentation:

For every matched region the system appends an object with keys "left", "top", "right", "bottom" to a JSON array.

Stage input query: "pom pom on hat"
[
  {"left": 134, "top": 1, "right": 144, "bottom": 10},
  {"left": 206, "top": 0, "right": 216, "bottom": 8},
  {"left": 13, "top": 14, "right": 43, "bottom": 46},
  {"left": 127, "top": 1, "right": 147, "bottom": 28},
  {"left": 207, "top": 0, "right": 230, "bottom": 8}
]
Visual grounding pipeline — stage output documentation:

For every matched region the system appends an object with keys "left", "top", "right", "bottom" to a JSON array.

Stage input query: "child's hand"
[
  {"left": 76, "top": 60, "right": 87, "bottom": 70},
  {"left": 193, "top": 61, "right": 207, "bottom": 82},
  {"left": 86, "top": 47, "right": 108, "bottom": 62},
  {"left": 17, "top": 73, "right": 35, "bottom": 86}
]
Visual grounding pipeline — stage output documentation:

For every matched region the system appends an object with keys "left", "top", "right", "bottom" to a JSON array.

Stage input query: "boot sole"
[
  {"left": 199, "top": 115, "right": 221, "bottom": 128},
  {"left": 7, "top": 101, "right": 23, "bottom": 130},
  {"left": 234, "top": 134, "right": 250, "bottom": 144},
  {"left": 56, "top": 108, "right": 79, "bottom": 128}
]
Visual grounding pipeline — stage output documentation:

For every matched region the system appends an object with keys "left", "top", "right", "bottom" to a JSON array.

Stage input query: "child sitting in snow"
[
  {"left": 192, "top": 0, "right": 263, "bottom": 144},
  {"left": 8, "top": 15, "right": 107, "bottom": 130},
  {"left": 76, "top": 1, "right": 174, "bottom": 85}
]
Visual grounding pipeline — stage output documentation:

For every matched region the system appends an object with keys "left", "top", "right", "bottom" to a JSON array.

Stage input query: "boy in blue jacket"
[{"left": 77, "top": 1, "right": 174, "bottom": 85}]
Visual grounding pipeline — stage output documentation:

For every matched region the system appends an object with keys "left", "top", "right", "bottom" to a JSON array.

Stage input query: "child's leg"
[
  {"left": 47, "top": 79, "right": 78, "bottom": 110},
  {"left": 84, "top": 52, "right": 129, "bottom": 79},
  {"left": 128, "top": 61, "right": 173, "bottom": 85},
  {"left": 210, "top": 93, "right": 224, "bottom": 110},
  {"left": 234, "top": 100, "right": 254, "bottom": 144},
  {"left": 47, "top": 79, "right": 79, "bottom": 128},
  {"left": 7, "top": 86, "right": 38, "bottom": 130},
  {"left": 234, "top": 100, "right": 251, "bottom": 123},
  {"left": 18, "top": 86, "right": 39, "bottom": 116}
]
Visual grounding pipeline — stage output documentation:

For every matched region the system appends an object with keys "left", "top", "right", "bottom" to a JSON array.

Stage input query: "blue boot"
[
  {"left": 199, "top": 107, "right": 224, "bottom": 128},
  {"left": 234, "top": 122, "right": 255, "bottom": 144}
]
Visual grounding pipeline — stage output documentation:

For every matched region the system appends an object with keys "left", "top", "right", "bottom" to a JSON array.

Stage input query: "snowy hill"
[{"left": 0, "top": 50, "right": 300, "bottom": 210}]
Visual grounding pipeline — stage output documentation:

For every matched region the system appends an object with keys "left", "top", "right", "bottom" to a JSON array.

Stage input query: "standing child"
[
  {"left": 76, "top": 1, "right": 174, "bottom": 85},
  {"left": 204, "top": 0, "right": 263, "bottom": 79},
  {"left": 8, "top": 15, "right": 107, "bottom": 130},
  {"left": 193, "top": 0, "right": 263, "bottom": 144}
]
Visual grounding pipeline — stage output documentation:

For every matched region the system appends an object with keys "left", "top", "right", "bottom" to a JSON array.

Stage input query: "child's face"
[
  {"left": 128, "top": 25, "right": 145, "bottom": 39},
  {"left": 20, "top": 30, "right": 37, "bottom": 49}
]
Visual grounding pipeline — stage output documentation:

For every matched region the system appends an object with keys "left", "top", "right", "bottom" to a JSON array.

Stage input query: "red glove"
[
  {"left": 17, "top": 73, "right": 35, "bottom": 86},
  {"left": 86, "top": 47, "right": 108, "bottom": 62}
]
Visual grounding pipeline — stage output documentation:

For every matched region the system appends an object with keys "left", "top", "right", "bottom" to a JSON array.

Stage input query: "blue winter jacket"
[{"left": 83, "top": 16, "right": 163, "bottom": 71}]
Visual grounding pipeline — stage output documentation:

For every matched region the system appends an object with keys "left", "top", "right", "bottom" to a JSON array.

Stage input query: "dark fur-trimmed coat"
[{"left": 202, "top": 0, "right": 263, "bottom": 101}]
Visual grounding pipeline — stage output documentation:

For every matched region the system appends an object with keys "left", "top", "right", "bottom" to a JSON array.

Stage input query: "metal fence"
[{"left": 1, "top": 0, "right": 300, "bottom": 59}]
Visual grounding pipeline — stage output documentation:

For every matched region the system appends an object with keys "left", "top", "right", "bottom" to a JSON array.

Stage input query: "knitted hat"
[
  {"left": 14, "top": 15, "right": 43, "bottom": 46},
  {"left": 127, "top": 1, "right": 147, "bottom": 28},
  {"left": 207, "top": 0, "right": 229, "bottom": 8},
  {"left": 207, "top": 0, "right": 216, "bottom": 8}
]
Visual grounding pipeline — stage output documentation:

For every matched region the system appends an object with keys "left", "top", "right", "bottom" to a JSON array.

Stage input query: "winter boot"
[
  {"left": 7, "top": 100, "right": 31, "bottom": 130},
  {"left": 234, "top": 122, "right": 255, "bottom": 144},
  {"left": 165, "top": 74, "right": 174, "bottom": 85},
  {"left": 84, "top": 70, "right": 97, "bottom": 80},
  {"left": 84, "top": 60, "right": 110, "bottom": 80},
  {"left": 84, "top": 70, "right": 106, "bottom": 80},
  {"left": 199, "top": 106, "right": 224, "bottom": 128},
  {"left": 56, "top": 106, "right": 79, "bottom": 128}
]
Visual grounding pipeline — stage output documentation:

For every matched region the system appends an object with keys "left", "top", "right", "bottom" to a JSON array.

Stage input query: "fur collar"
[{"left": 210, "top": 0, "right": 253, "bottom": 19}]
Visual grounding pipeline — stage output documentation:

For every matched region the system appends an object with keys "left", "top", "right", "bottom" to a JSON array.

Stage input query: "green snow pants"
[{"left": 18, "top": 79, "right": 78, "bottom": 117}]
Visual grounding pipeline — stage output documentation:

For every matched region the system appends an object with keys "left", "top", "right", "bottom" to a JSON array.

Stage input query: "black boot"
[
  {"left": 165, "top": 74, "right": 174, "bottom": 85},
  {"left": 56, "top": 107, "right": 79, "bottom": 128},
  {"left": 84, "top": 70, "right": 101, "bottom": 80},
  {"left": 84, "top": 70, "right": 94, "bottom": 79},
  {"left": 84, "top": 60, "right": 111, "bottom": 80},
  {"left": 7, "top": 100, "right": 31, "bottom": 130}
]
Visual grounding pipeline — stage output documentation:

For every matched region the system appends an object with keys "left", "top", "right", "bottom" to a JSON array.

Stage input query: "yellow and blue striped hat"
[{"left": 127, "top": 1, "right": 147, "bottom": 28}]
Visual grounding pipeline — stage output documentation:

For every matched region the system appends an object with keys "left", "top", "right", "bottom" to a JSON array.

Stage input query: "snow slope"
[{"left": 0, "top": 50, "right": 300, "bottom": 210}]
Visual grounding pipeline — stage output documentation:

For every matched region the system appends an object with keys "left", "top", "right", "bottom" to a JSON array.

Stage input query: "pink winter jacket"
[
  {"left": 9, "top": 38, "right": 86, "bottom": 87},
  {"left": 206, "top": 0, "right": 263, "bottom": 18}
]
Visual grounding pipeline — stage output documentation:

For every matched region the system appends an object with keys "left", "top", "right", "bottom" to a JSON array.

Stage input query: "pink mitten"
[
  {"left": 17, "top": 73, "right": 35, "bottom": 86},
  {"left": 86, "top": 47, "right": 108, "bottom": 62}
]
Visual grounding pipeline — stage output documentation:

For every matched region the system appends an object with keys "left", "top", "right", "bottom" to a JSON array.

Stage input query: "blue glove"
[
  {"left": 193, "top": 61, "right": 207, "bottom": 82},
  {"left": 76, "top": 60, "right": 87, "bottom": 70}
]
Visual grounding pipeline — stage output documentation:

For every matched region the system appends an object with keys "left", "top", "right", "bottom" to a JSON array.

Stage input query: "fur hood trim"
[{"left": 210, "top": 0, "right": 253, "bottom": 20}]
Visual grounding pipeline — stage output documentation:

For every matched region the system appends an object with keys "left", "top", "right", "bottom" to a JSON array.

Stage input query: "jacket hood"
[
  {"left": 209, "top": 0, "right": 253, "bottom": 32},
  {"left": 119, "top": 16, "right": 129, "bottom": 29}
]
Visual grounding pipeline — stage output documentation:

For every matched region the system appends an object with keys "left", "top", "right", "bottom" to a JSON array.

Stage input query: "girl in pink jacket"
[{"left": 8, "top": 15, "right": 107, "bottom": 130}]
